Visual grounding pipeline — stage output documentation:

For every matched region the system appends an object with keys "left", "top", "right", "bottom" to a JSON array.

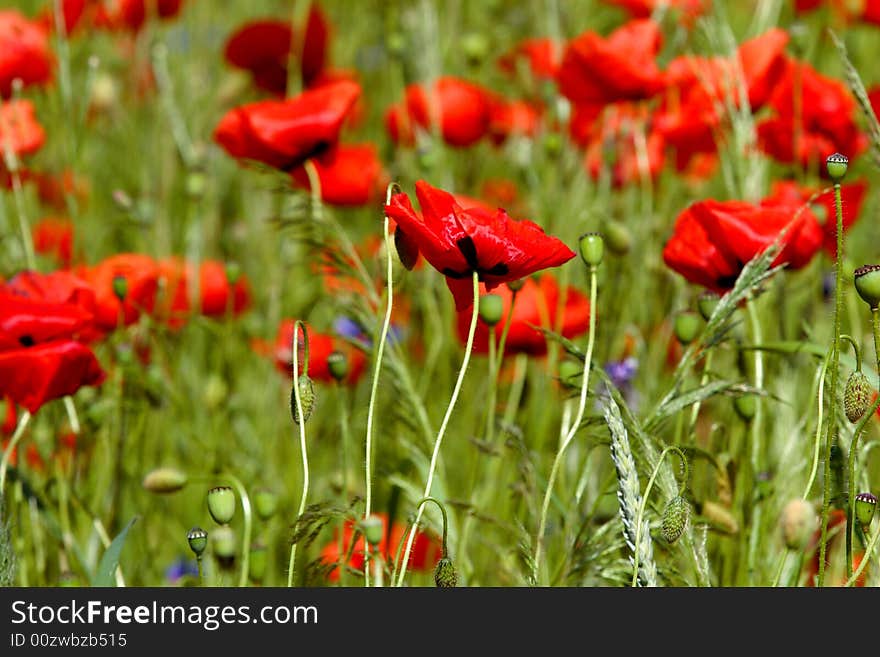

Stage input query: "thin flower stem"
[
  {"left": 0, "top": 410, "right": 32, "bottom": 493},
  {"left": 287, "top": 321, "right": 310, "bottom": 586},
  {"left": 687, "top": 351, "right": 713, "bottom": 437},
  {"left": 803, "top": 354, "right": 831, "bottom": 499},
  {"left": 846, "top": 524, "right": 878, "bottom": 587},
  {"left": 533, "top": 265, "right": 598, "bottom": 584},
  {"left": 414, "top": 496, "right": 450, "bottom": 558},
  {"left": 222, "top": 474, "right": 253, "bottom": 587},
  {"left": 2, "top": 135, "right": 35, "bottom": 270},
  {"left": 745, "top": 296, "right": 764, "bottom": 584},
  {"left": 394, "top": 272, "right": 480, "bottom": 587},
  {"left": 818, "top": 181, "right": 846, "bottom": 588}
]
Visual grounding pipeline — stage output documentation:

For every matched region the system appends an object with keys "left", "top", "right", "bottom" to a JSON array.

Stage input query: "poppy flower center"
[
  {"left": 441, "top": 236, "right": 510, "bottom": 280},
  {"left": 18, "top": 335, "right": 34, "bottom": 347}
]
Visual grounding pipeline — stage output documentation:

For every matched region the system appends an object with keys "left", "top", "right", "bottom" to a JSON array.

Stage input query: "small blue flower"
[
  {"left": 333, "top": 315, "right": 405, "bottom": 347},
  {"left": 165, "top": 557, "right": 199, "bottom": 584}
]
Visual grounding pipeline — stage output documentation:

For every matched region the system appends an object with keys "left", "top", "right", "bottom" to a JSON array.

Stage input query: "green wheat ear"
[
  {"left": 0, "top": 496, "right": 15, "bottom": 586},
  {"left": 830, "top": 30, "right": 880, "bottom": 169}
]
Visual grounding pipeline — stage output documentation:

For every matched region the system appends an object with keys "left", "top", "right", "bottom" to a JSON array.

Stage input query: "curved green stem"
[
  {"left": 0, "top": 410, "right": 32, "bottom": 493},
  {"left": 533, "top": 264, "right": 598, "bottom": 584},
  {"left": 394, "top": 272, "right": 480, "bottom": 587},
  {"left": 839, "top": 334, "right": 861, "bottom": 372},
  {"left": 803, "top": 354, "right": 831, "bottom": 499},
  {"left": 414, "top": 496, "right": 451, "bottom": 558},
  {"left": 288, "top": 321, "right": 311, "bottom": 586},
  {"left": 631, "top": 446, "right": 689, "bottom": 587},
  {"left": 222, "top": 473, "right": 253, "bottom": 587}
]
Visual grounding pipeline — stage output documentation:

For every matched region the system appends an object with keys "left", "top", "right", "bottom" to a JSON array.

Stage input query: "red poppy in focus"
[
  {"left": 0, "top": 291, "right": 94, "bottom": 350},
  {"left": 93, "top": 0, "right": 185, "bottom": 32},
  {"left": 289, "top": 143, "right": 386, "bottom": 206},
  {"left": 78, "top": 253, "right": 159, "bottom": 331},
  {"left": 497, "top": 38, "right": 561, "bottom": 80},
  {"left": 0, "top": 340, "right": 105, "bottom": 414},
  {"left": 224, "top": 7, "right": 328, "bottom": 96},
  {"left": 456, "top": 275, "right": 590, "bottom": 356},
  {"left": 0, "top": 100, "right": 46, "bottom": 158},
  {"left": 272, "top": 320, "right": 366, "bottom": 385},
  {"left": 0, "top": 10, "right": 53, "bottom": 98},
  {"left": 32, "top": 217, "right": 74, "bottom": 268},
  {"left": 663, "top": 199, "right": 824, "bottom": 292},
  {"left": 214, "top": 79, "right": 360, "bottom": 170},
  {"left": 385, "top": 181, "right": 576, "bottom": 311},
  {"left": 761, "top": 179, "right": 867, "bottom": 258},
  {"left": 319, "top": 514, "right": 441, "bottom": 582},
  {"left": 488, "top": 99, "right": 542, "bottom": 145},
  {"left": 556, "top": 19, "right": 666, "bottom": 106},
  {"left": 385, "top": 77, "right": 495, "bottom": 148}
]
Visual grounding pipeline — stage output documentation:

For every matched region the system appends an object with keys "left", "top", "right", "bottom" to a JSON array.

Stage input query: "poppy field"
[{"left": 2, "top": 0, "right": 880, "bottom": 590}]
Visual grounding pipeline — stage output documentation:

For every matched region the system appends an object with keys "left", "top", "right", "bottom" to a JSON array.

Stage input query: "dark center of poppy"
[
  {"left": 18, "top": 335, "right": 34, "bottom": 347},
  {"left": 441, "top": 237, "right": 509, "bottom": 281},
  {"left": 280, "top": 140, "right": 332, "bottom": 172}
]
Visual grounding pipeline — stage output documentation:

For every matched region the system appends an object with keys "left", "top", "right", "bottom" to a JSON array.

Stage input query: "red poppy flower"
[
  {"left": 385, "top": 181, "right": 576, "bottom": 311},
  {"left": 93, "top": 0, "right": 184, "bottom": 32},
  {"left": 663, "top": 199, "right": 824, "bottom": 292},
  {"left": 32, "top": 217, "right": 74, "bottom": 268},
  {"left": 869, "top": 85, "right": 880, "bottom": 118},
  {"left": 0, "top": 340, "right": 105, "bottom": 414},
  {"left": 385, "top": 77, "right": 495, "bottom": 148},
  {"left": 2, "top": 396, "right": 15, "bottom": 435},
  {"left": 37, "top": 0, "right": 89, "bottom": 36},
  {"left": 738, "top": 29, "right": 790, "bottom": 110},
  {"left": 33, "top": 169, "right": 90, "bottom": 211},
  {"left": 214, "top": 79, "right": 360, "bottom": 170},
  {"left": 155, "top": 258, "right": 250, "bottom": 328},
  {"left": 78, "top": 253, "right": 159, "bottom": 331},
  {"left": 488, "top": 99, "right": 542, "bottom": 145},
  {"left": 4, "top": 270, "right": 96, "bottom": 316},
  {"left": 319, "top": 514, "right": 441, "bottom": 582},
  {"left": 289, "top": 143, "right": 386, "bottom": 206},
  {"left": 497, "top": 37, "right": 561, "bottom": 80},
  {"left": 803, "top": 509, "right": 867, "bottom": 587},
  {"left": 0, "top": 10, "right": 53, "bottom": 98},
  {"left": 224, "top": 7, "right": 328, "bottom": 96},
  {"left": 272, "top": 320, "right": 366, "bottom": 385},
  {"left": 0, "top": 100, "right": 46, "bottom": 158},
  {"left": 556, "top": 19, "right": 666, "bottom": 106},
  {"left": 581, "top": 102, "right": 666, "bottom": 185},
  {"left": 456, "top": 274, "right": 590, "bottom": 356},
  {"left": 198, "top": 260, "right": 250, "bottom": 318},
  {"left": 761, "top": 179, "right": 867, "bottom": 258},
  {"left": 601, "top": 0, "right": 708, "bottom": 20},
  {"left": 0, "top": 291, "right": 94, "bottom": 350}
]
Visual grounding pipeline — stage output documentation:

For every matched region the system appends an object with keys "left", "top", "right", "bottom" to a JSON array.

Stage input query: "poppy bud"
[
  {"left": 360, "top": 515, "right": 384, "bottom": 547},
  {"left": 386, "top": 32, "right": 406, "bottom": 59},
  {"left": 602, "top": 221, "right": 631, "bottom": 256},
  {"left": 844, "top": 371, "right": 871, "bottom": 423},
  {"left": 394, "top": 227, "right": 420, "bottom": 271},
  {"left": 186, "top": 170, "right": 206, "bottom": 199},
  {"left": 212, "top": 525, "right": 237, "bottom": 566},
  {"left": 697, "top": 291, "right": 719, "bottom": 322},
  {"left": 854, "top": 265, "right": 880, "bottom": 310},
  {"left": 207, "top": 486, "right": 236, "bottom": 525},
  {"left": 479, "top": 294, "right": 504, "bottom": 327},
  {"left": 249, "top": 542, "right": 268, "bottom": 582},
  {"left": 203, "top": 374, "right": 228, "bottom": 411},
  {"left": 112, "top": 275, "right": 128, "bottom": 301},
  {"left": 253, "top": 488, "right": 279, "bottom": 521},
  {"left": 780, "top": 499, "right": 816, "bottom": 550},
  {"left": 461, "top": 33, "right": 489, "bottom": 66},
  {"left": 558, "top": 359, "right": 581, "bottom": 389},
  {"left": 142, "top": 467, "right": 188, "bottom": 494},
  {"left": 543, "top": 133, "right": 562, "bottom": 157},
  {"left": 661, "top": 496, "right": 689, "bottom": 544},
  {"left": 327, "top": 351, "right": 349, "bottom": 383},
  {"left": 825, "top": 152, "right": 848, "bottom": 183},
  {"left": 434, "top": 557, "right": 458, "bottom": 587},
  {"left": 855, "top": 492, "right": 877, "bottom": 529},
  {"left": 506, "top": 278, "right": 525, "bottom": 292},
  {"left": 89, "top": 73, "right": 118, "bottom": 113},
  {"left": 290, "top": 375, "right": 316, "bottom": 424},
  {"left": 578, "top": 232, "right": 604, "bottom": 267},
  {"left": 673, "top": 310, "right": 701, "bottom": 345},
  {"left": 225, "top": 262, "right": 242, "bottom": 286},
  {"left": 734, "top": 394, "right": 756, "bottom": 422},
  {"left": 187, "top": 527, "right": 208, "bottom": 556}
]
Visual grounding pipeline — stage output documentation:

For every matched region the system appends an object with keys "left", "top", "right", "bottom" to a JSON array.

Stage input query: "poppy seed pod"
[
  {"left": 249, "top": 542, "right": 268, "bottom": 582},
  {"left": 578, "top": 232, "right": 604, "bottom": 267},
  {"left": 506, "top": 278, "right": 525, "bottom": 292},
  {"left": 854, "top": 265, "right": 880, "bottom": 310},
  {"left": 844, "top": 371, "right": 871, "bottom": 423},
  {"left": 734, "top": 394, "right": 757, "bottom": 421},
  {"left": 855, "top": 492, "right": 877, "bottom": 529},
  {"left": 254, "top": 488, "right": 279, "bottom": 521},
  {"left": 558, "top": 359, "right": 582, "bottom": 389},
  {"left": 461, "top": 32, "right": 489, "bottom": 66},
  {"left": 207, "top": 486, "right": 236, "bottom": 525},
  {"left": 211, "top": 525, "right": 237, "bottom": 562},
  {"left": 290, "top": 375, "right": 316, "bottom": 425},
  {"left": 142, "top": 467, "right": 188, "bottom": 494},
  {"left": 434, "top": 557, "right": 458, "bottom": 587},
  {"left": 661, "top": 496, "right": 689, "bottom": 544},
  {"left": 673, "top": 310, "right": 702, "bottom": 345},
  {"left": 360, "top": 515, "right": 384, "bottom": 547},
  {"left": 825, "top": 152, "right": 848, "bottom": 183},
  {"left": 225, "top": 261, "right": 242, "bottom": 286},
  {"left": 187, "top": 527, "right": 208, "bottom": 556},
  {"left": 602, "top": 221, "right": 631, "bottom": 255},
  {"left": 326, "top": 351, "right": 349, "bottom": 383},
  {"left": 479, "top": 294, "right": 504, "bottom": 327},
  {"left": 111, "top": 275, "right": 128, "bottom": 301},
  {"left": 780, "top": 499, "right": 816, "bottom": 550},
  {"left": 697, "top": 291, "right": 719, "bottom": 321}
]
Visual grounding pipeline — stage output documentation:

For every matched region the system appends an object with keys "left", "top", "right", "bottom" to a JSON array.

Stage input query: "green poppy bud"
[
  {"left": 386, "top": 32, "right": 406, "bottom": 59},
  {"left": 327, "top": 351, "right": 349, "bottom": 383},
  {"left": 854, "top": 265, "right": 880, "bottom": 310},
  {"left": 697, "top": 291, "right": 719, "bottom": 321},
  {"left": 661, "top": 496, "right": 689, "bottom": 544},
  {"left": 558, "top": 359, "right": 582, "bottom": 389},
  {"left": 844, "top": 371, "right": 871, "bottom": 423},
  {"left": 187, "top": 527, "right": 208, "bottom": 556},
  {"left": 254, "top": 488, "right": 279, "bottom": 521},
  {"left": 207, "top": 486, "right": 236, "bottom": 525},
  {"left": 825, "top": 152, "right": 848, "bottom": 183},
  {"left": 479, "top": 294, "right": 504, "bottom": 327},
  {"left": 461, "top": 32, "right": 489, "bottom": 66},
  {"left": 112, "top": 275, "right": 128, "bottom": 301},
  {"left": 855, "top": 492, "right": 877, "bottom": 529},
  {"left": 578, "top": 232, "right": 604, "bottom": 267},
  {"left": 734, "top": 394, "right": 756, "bottom": 422},
  {"left": 290, "top": 375, "right": 316, "bottom": 425},
  {"left": 673, "top": 310, "right": 702, "bottom": 345},
  {"left": 602, "top": 221, "right": 631, "bottom": 256},
  {"left": 142, "top": 467, "right": 188, "bottom": 494},
  {"left": 506, "top": 278, "right": 525, "bottom": 292},
  {"left": 434, "top": 557, "right": 458, "bottom": 587},
  {"left": 211, "top": 525, "right": 237, "bottom": 567},
  {"left": 186, "top": 170, "right": 206, "bottom": 199},
  {"left": 360, "top": 515, "right": 384, "bottom": 547},
  {"left": 249, "top": 542, "right": 268, "bottom": 583},
  {"left": 225, "top": 262, "right": 242, "bottom": 286},
  {"left": 543, "top": 133, "right": 562, "bottom": 157},
  {"left": 780, "top": 499, "right": 816, "bottom": 550}
]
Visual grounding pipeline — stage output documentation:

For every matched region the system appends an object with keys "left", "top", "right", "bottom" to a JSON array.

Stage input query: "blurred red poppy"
[
  {"left": 738, "top": 29, "right": 790, "bottom": 110},
  {"left": 155, "top": 258, "right": 250, "bottom": 328},
  {"left": 456, "top": 274, "right": 590, "bottom": 356},
  {"left": 663, "top": 199, "right": 824, "bottom": 292},
  {"left": 319, "top": 514, "right": 441, "bottom": 582},
  {"left": 214, "top": 79, "right": 360, "bottom": 170},
  {"left": 385, "top": 181, "right": 576, "bottom": 311},
  {"left": 4, "top": 270, "right": 96, "bottom": 317},
  {"left": 0, "top": 340, "right": 105, "bottom": 414},
  {"left": 32, "top": 169, "right": 90, "bottom": 211},
  {"left": 488, "top": 99, "right": 542, "bottom": 145},
  {"left": 601, "top": 0, "right": 708, "bottom": 20},
  {"left": 272, "top": 320, "right": 366, "bottom": 385},
  {"left": 37, "top": 0, "right": 89, "bottom": 35},
  {"left": 557, "top": 19, "right": 666, "bottom": 106},
  {"left": 2, "top": 396, "right": 15, "bottom": 435},
  {"left": 497, "top": 37, "right": 561, "bottom": 80},
  {"left": 869, "top": 85, "right": 880, "bottom": 118},
  {"left": 224, "top": 6, "right": 329, "bottom": 96},
  {"left": 93, "top": 0, "right": 185, "bottom": 32},
  {"left": 289, "top": 143, "right": 386, "bottom": 206},
  {"left": 0, "top": 291, "right": 94, "bottom": 350},
  {"left": 0, "top": 100, "right": 46, "bottom": 158},
  {"left": 385, "top": 77, "right": 495, "bottom": 148},
  {"left": 0, "top": 10, "right": 53, "bottom": 98},
  {"left": 581, "top": 102, "right": 665, "bottom": 186},
  {"left": 32, "top": 217, "right": 74, "bottom": 268},
  {"left": 79, "top": 253, "right": 159, "bottom": 332}
]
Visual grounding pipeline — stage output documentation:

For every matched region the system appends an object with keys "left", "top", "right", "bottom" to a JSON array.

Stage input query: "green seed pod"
[
  {"left": 558, "top": 359, "right": 582, "bottom": 389},
  {"left": 673, "top": 310, "right": 702, "bottom": 345},
  {"left": 578, "top": 232, "right": 604, "bottom": 267},
  {"left": 202, "top": 373, "right": 228, "bottom": 411},
  {"left": 186, "top": 170, "right": 206, "bottom": 199},
  {"left": 854, "top": 264, "right": 880, "bottom": 310},
  {"left": 386, "top": 32, "right": 406, "bottom": 59},
  {"left": 187, "top": 527, "right": 208, "bottom": 556},
  {"left": 211, "top": 525, "right": 236, "bottom": 561},
  {"left": 661, "top": 496, "right": 689, "bottom": 544},
  {"left": 506, "top": 278, "right": 526, "bottom": 292},
  {"left": 434, "top": 557, "right": 458, "bottom": 587},
  {"left": 855, "top": 492, "right": 877, "bottom": 529},
  {"left": 734, "top": 394, "right": 756, "bottom": 422},
  {"left": 249, "top": 542, "right": 268, "bottom": 583},
  {"left": 225, "top": 261, "right": 242, "bottom": 286},
  {"left": 461, "top": 32, "right": 489, "bottom": 66},
  {"left": 602, "top": 221, "right": 632, "bottom": 256},
  {"left": 327, "top": 351, "right": 349, "bottom": 383},
  {"left": 479, "top": 294, "right": 504, "bottom": 327},
  {"left": 780, "top": 499, "right": 816, "bottom": 550},
  {"left": 543, "top": 132, "right": 562, "bottom": 158},
  {"left": 697, "top": 291, "right": 719, "bottom": 322},
  {"left": 844, "top": 371, "right": 871, "bottom": 423},
  {"left": 207, "top": 486, "right": 236, "bottom": 525},
  {"left": 253, "top": 488, "right": 279, "bottom": 521},
  {"left": 112, "top": 275, "right": 128, "bottom": 301},
  {"left": 360, "top": 515, "right": 384, "bottom": 547},
  {"left": 142, "top": 467, "right": 188, "bottom": 494},
  {"left": 290, "top": 375, "right": 316, "bottom": 425},
  {"left": 826, "top": 152, "right": 848, "bottom": 183}
]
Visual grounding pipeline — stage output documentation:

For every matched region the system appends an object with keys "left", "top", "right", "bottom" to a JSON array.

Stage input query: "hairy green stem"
[{"left": 287, "top": 321, "right": 310, "bottom": 586}]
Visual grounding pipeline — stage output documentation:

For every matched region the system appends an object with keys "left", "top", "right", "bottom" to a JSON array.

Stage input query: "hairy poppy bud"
[
  {"left": 844, "top": 371, "right": 871, "bottom": 423},
  {"left": 360, "top": 515, "right": 384, "bottom": 547},
  {"left": 290, "top": 375, "right": 316, "bottom": 424},
  {"left": 479, "top": 294, "right": 504, "bottom": 327},
  {"left": 254, "top": 488, "right": 279, "bottom": 521},
  {"left": 249, "top": 542, "right": 268, "bottom": 582},
  {"left": 854, "top": 265, "right": 880, "bottom": 310},
  {"left": 780, "top": 499, "right": 816, "bottom": 550},
  {"left": 326, "top": 351, "right": 348, "bottom": 383},
  {"left": 434, "top": 557, "right": 458, "bottom": 587},
  {"left": 661, "top": 496, "right": 689, "bottom": 544},
  {"left": 207, "top": 486, "right": 236, "bottom": 525},
  {"left": 673, "top": 310, "right": 701, "bottom": 345},
  {"left": 142, "top": 467, "right": 188, "bottom": 494},
  {"left": 697, "top": 291, "right": 719, "bottom": 322},
  {"left": 855, "top": 492, "right": 877, "bottom": 529},
  {"left": 826, "top": 152, "right": 848, "bottom": 183},
  {"left": 734, "top": 394, "right": 756, "bottom": 422},
  {"left": 112, "top": 275, "right": 128, "bottom": 301},
  {"left": 187, "top": 527, "right": 208, "bottom": 556},
  {"left": 578, "top": 232, "right": 604, "bottom": 267}
]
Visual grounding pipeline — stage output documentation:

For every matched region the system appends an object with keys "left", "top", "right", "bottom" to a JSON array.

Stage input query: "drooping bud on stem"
[
  {"left": 844, "top": 371, "right": 871, "bottom": 423},
  {"left": 661, "top": 496, "right": 689, "bottom": 544},
  {"left": 780, "top": 499, "right": 816, "bottom": 550}
]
